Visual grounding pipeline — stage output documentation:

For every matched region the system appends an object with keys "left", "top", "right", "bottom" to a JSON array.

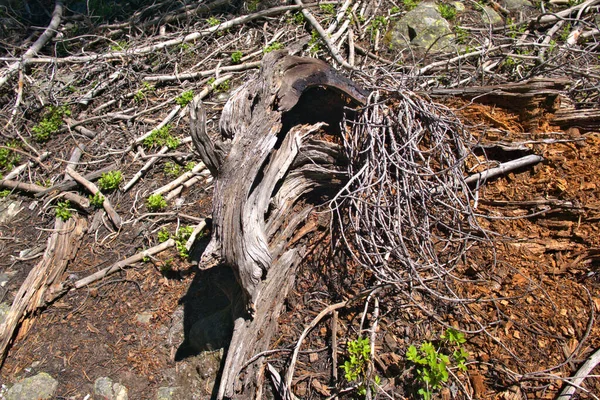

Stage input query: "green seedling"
[
  {"left": 438, "top": 3, "right": 456, "bottom": 20},
  {"left": 263, "top": 41, "right": 284, "bottom": 53},
  {"left": 403, "top": 0, "right": 419, "bottom": 11},
  {"left": 406, "top": 328, "right": 469, "bottom": 400},
  {"left": 97, "top": 170, "right": 122, "bottom": 191},
  {"left": 341, "top": 337, "right": 381, "bottom": 397},
  {"left": 0, "top": 190, "right": 11, "bottom": 198},
  {"left": 158, "top": 227, "right": 170, "bottom": 243},
  {"left": 164, "top": 161, "right": 182, "bottom": 178},
  {"left": 231, "top": 50, "right": 243, "bottom": 64},
  {"left": 207, "top": 16, "right": 220, "bottom": 27},
  {"left": 55, "top": 200, "right": 73, "bottom": 221},
  {"left": 32, "top": 105, "right": 70, "bottom": 142},
  {"left": 89, "top": 192, "right": 105, "bottom": 208},
  {"left": 367, "top": 16, "right": 387, "bottom": 40},
  {"left": 147, "top": 193, "right": 167, "bottom": 211},
  {"left": 0, "top": 141, "right": 21, "bottom": 174},
  {"left": 319, "top": 3, "right": 335, "bottom": 15},
  {"left": 143, "top": 125, "right": 180, "bottom": 150},
  {"left": 175, "top": 90, "right": 194, "bottom": 107},
  {"left": 175, "top": 225, "right": 194, "bottom": 258}
]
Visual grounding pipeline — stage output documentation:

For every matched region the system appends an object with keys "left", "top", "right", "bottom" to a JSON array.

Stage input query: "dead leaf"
[{"left": 311, "top": 379, "right": 331, "bottom": 396}]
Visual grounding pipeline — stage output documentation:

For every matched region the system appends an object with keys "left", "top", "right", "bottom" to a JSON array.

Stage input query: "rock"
[
  {"left": 188, "top": 307, "right": 233, "bottom": 352},
  {"left": 501, "top": 0, "right": 533, "bottom": 11},
  {"left": 0, "top": 200, "right": 22, "bottom": 224},
  {"left": 94, "top": 377, "right": 128, "bottom": 400},
  {"left": 452, "top": 1, "right": 466, "bottom": 13},
  {"left": 135, "top": 311, "right": 153, "bottom": 325},
  {"left": 156, "top": 386, "right": 178, "bottom": 400},
  {"left": 6, "top": 372, "right": 58, "bottom": 400},
  {"left": 386, "top": 1, "right": 453, "bottom": 53},
  {"left": 481, "top": 6, "right": 504, "bottom": 26},
  {"left": 0, "top": 302, "right": 9, "bottom": 326}
]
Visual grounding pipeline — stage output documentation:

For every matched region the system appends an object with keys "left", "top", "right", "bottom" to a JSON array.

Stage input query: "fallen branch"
[
  {"left": 464, "top": 154, "right": 544, "bottom": 186},
  {"left": 557, "top": 348, "right": 600, "bottom": 400},
  {"left": 0, "top": 179, "right": 89, "bottom": 209},
  {"left": 0, "top": 0, "right": 64, "bottom": 90},
  {"left": 34, "top": 163, "right": 118, "bottom": 198},
  {"left": 0, "top": 216, "right": 87, "bottom": 367},
  {"left": 144, "top": 61, "right": 261, "bottom": 82},
  {"left": 65, "top": 167, "right": 122, "bottom": 229},
  {"left": 73, "top": 239, "right": 176, "bottom": 289}
]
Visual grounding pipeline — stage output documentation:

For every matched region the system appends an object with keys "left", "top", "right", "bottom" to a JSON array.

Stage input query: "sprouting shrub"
[
  {"left": 454, "top": 26, "right": 468, "bottom": 44},
  {"left": 184, "top": 161, "right": 197, "bottom": 172},
  {"left": 109, "top": 40, "right": 128, "bottom": 51},
  {"left": 134, "top": 81, "right": 155, "bottom": 103},
  {"left": 406, "top": 328, "right": 469, "bottom": 400},
  {"left": 175, "top": 225, "right": 195, "bottom": 258},
  {"left": 0, "top": 141, "right": 21, "bottom": 174},
  {"left": 147, "top": 193, "right": 167, "bottom": 211},
  {"left": 175, "top": 90, "right": 194, "bottom": 107},
  {"left": 403, "top": 0, "right": 419, "bottom": 11},
  {"left": 231, "top": 50, "right": 243, "bottom": 64},
  {"left": 367, "top": 16, "right": 387, "bottom": 39},
  {"left": 32, "top": 105, "right": 71, "bottom": 142},
  {"left": 207, "top": 16, "right": 220, "bottom": 27},
  {"left": 438, "top": 3, "right": 456, "bottom": 20},
  {"left": 308, "top": 30, "right": 322, "bottom": 54},
  {"left": 89, "top": 192, "right": 105, "bottom": 208},
  {"left": 97, "top": 171, "right": 122, "bottom": 191},
  {"left": 263, "top": 41, "right": 284, "bottom": 53},
  {"left": 0, "top": 190, "right": 11, "bottom": 198},
  {"left": 143, "top": 125, "right": 180, "bottom": 150},
  {"left": 342, "top": 337, "right": 381, "bottom": 396},
  {"left": 157, "top": 227, "right": 170, "bottom": 243},
  {"left": 164, "top": 161, "right": 182, "bottom": 178},
  {"left": 319, "top": 3, "right": 335, "bottom": 15},
  {"left": 291, "top": 11, "right": 305, "bottom": 24},
  {"left": 55, "top": 200, "right": 73, "bottom": 221}
]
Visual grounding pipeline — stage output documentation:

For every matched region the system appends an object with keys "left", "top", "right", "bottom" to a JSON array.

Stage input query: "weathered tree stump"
[{"left": 190, "top": 50, "right": 367, "bottom": 399}]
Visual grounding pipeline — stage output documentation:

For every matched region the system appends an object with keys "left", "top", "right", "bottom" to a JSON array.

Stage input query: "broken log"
[{"left": 189, "top": 50, "right": 367, "bottom": 399}]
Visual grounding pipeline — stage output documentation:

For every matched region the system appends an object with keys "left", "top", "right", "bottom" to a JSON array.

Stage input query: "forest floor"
[{"left": 1, "top": 0, "right": 599, "bottom": 399}]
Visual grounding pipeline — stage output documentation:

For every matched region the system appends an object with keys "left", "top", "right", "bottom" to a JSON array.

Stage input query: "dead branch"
[
  {"left": 464, "top": 154, "right": 544, "bottom": 186},
  {"left": 0, "top": 216, "right": 87, "bottom": 367},
  {"left": 73, "top": 238, "right": 176, "bottom": 289},
  {"left": 0, "top": 179, "right": 89, "bottom": 209},
  {"left": 0, "top": 0, "right": 64, "bottom": 90},
  {"left": 557, "top": 348, "right": 600, "bottom": 400},
  {"left": 65, "top": 167, "right": 122, "bottom": 230}
]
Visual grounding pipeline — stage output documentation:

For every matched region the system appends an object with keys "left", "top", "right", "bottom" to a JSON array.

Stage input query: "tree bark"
[{"left": 189, "top": 50, "right": 367, "bottom": 399}]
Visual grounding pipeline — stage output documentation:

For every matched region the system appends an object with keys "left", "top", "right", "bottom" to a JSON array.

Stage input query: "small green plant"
[
  {"left": 438, "top": 3, "right": 456, "bottom": 20},
  {"left": 559, "top": 23, "right": 572, "bottom": 42},
  {"left": 367, "top": 16, "right": 387, "bottom": 40},
  {"left": 143, "top": 125, "right": 180, "bottom": 150},
  {"left": 0, "top": 141, "right": 21, "bottom": 173},
  {"left": 158, "top": 227, "right": 170, "bottom": 243},
  {"left": 164, "top": 161, "right": 182, "bottom": 178},
  {"left": 109, "top": 40, "right": 128, "bottom": 51},
  {"left": 175, "top": 90, "right": 194, "bottom": 107},
  {"left": 390, "top": 6, "right": 401, "bottom": 14},
  {"left": 507, "top": 18, "right": 527, "bottom": 39},
  {"left": 207, "top": 16, "right": 220, "bottom": 27},
  {"left": 341, "top": 337, "right": 380, "bottom": 396},
  {"left": 97, "top": 170, "right": 122, "bottom": 191},
  {"left": 406, "top": 328, "right": 469, "bottom": 400},
  {"left": 308, "top": 30, "right": 322, "bottom": 55},
  {"left": 263, "top": 41, "right": 284, "bottom": 53},
  {"left": 454, "top": 26, "right": 468, "bottom": 44},
  {"left": 32, "top": 105, "right": 70, "bottom": 142},
  {"left": 291, "top": 11, "right": 305, "bottom": 24},
  {"left": 55, "top": 200, "right": 73, "bottom": 221},
  {"left": 0, "top": 189, "right": 11, "bottom": 198},
  {"left": 147, "top": 193, "right": 167, "bottom": 211},
  {"left": 403, "top": 0, "right": 419, "bottom": 11},
  {"left": 185, "top": 161, "right": 197, "bottom": 172},
  {"left": 231, "top": 50, "right": 243, "bottom": 64},
  {"left": 134, "top": 82, "right": 154, "bottom": 103},
  {"left": 319, "top": 3, "right": 336, "bottom": 15},
  {"left": 89, "top": 192, "right": 105, "bottom": 208},
  {"left": 247, "top": 0, "right": 260, "bottom": 12},
  {"left": 175, "top": 225, "right": 194, "bottom": 258},
  {"left": 178, "top": 42, "right": 192, "bottom": 52},
  {"left": 217, "top": 80, "right": 230, "bottom": 92}
]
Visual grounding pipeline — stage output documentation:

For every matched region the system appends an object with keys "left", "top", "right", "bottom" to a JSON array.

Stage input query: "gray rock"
[
  {"left": 94, "top": 377, "right": 128, "bottom": 400},
  {"left": 0, "top": 200, "right": 22, "bottom": 224},
  {"left": 481, "top": 6, "right": 504, "bottom": 26},
  {"left": 135, "top": 311, "right": 153, "bottom": 325},
  {"left": 387, "top": 1, "right": 453, "bottom": 53},
  {"left": 0, "top": 302, "right": 9, "bottom": 327},
  {"left": 188, "top": 307, "right": 233, "bottom": 352},
  {"left": 501, "top": 0, "right": 533, "bottom": 11},
  {"left": 156, "top": 386, "right": 178, "bottom": 400},
  {"left": 6, "top": 372, "right": 58, "bottom": 400},
  {"left": 452, "top": 1, "right": 466, "bottom": 12}
]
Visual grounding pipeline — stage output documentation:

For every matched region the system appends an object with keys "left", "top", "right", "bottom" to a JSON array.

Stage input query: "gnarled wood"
[{"left": 190, "top": 50, "right": 366, "bottom": 399}]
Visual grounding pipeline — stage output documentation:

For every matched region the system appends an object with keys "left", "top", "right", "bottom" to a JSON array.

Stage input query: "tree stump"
[{"left": 189, "top": 50, "right": 367, "bottom": 399}]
